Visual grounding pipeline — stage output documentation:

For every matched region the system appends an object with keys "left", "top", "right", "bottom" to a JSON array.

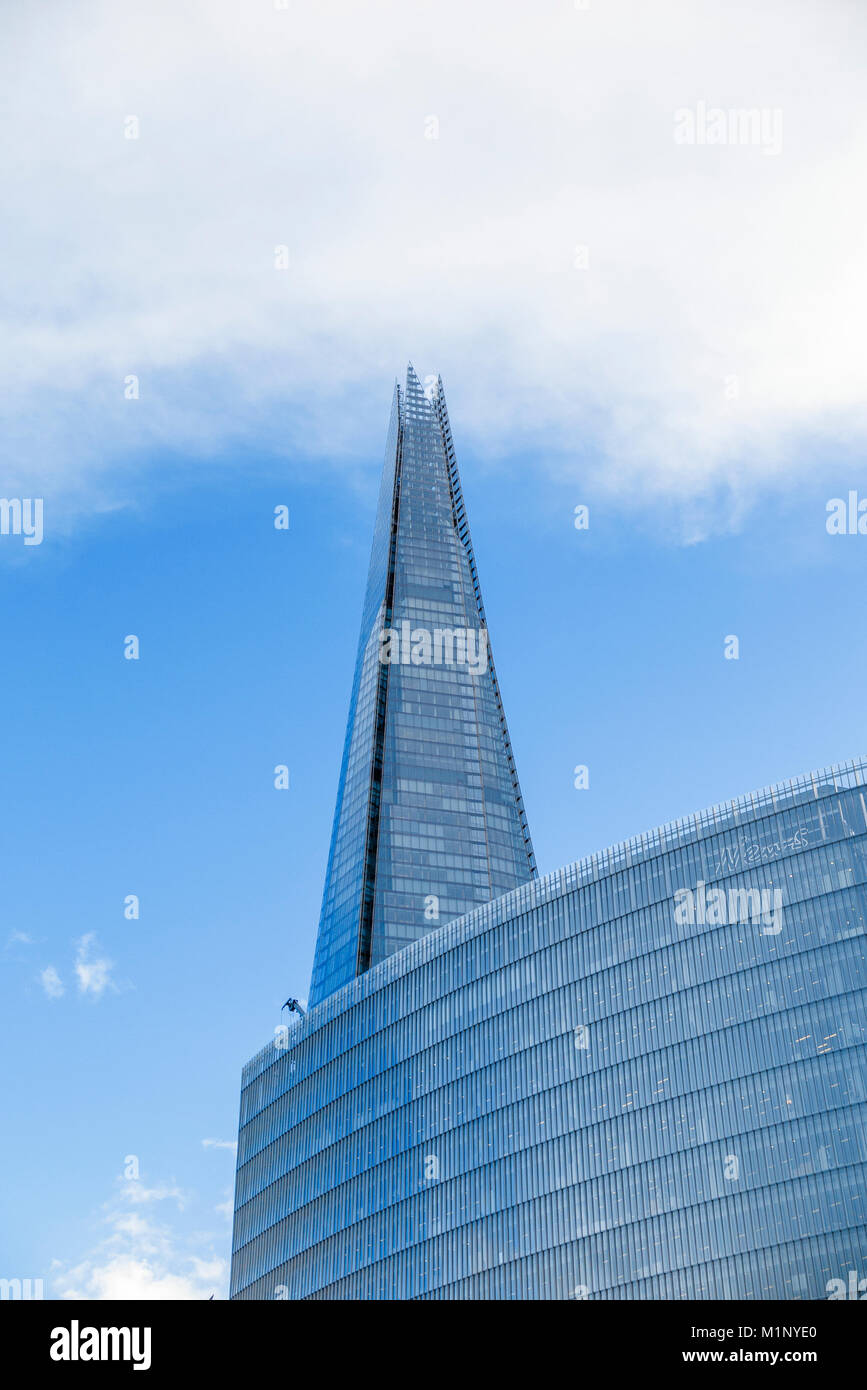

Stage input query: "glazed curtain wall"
[{"left": 230, "top": 760, "right": 867, "bottom": 1299}]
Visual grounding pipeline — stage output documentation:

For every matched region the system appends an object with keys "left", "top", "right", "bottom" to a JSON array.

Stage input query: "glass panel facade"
[
  {"left": 231, "top": 760, "right": 867, "bottom": 1299},
  {"left": 308, "top": 365, "right": 535, "bottom": 1006}
]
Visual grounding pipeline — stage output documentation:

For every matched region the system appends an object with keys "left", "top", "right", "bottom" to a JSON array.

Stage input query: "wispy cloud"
[
  {"left": 201, "top": 1139, "right": 238, "bottom": 1153},
  {"left": 52, "top": 1233, "right": 225, "bottom": 1301},
  {"left": 74, "top": 934, "right": 116, "bottom": 999},
  {"left": 40, "top": 965, "right": 65, "bottom": 999},
  {"left": 52, "top": 1171, "right": 227, "bottom": 1300},
  {"left": 123, "top": 1180, "right": 187, "bottom": 1209},
  {"left": 3, "top": 0, "right": 866, "bottom": 536}
]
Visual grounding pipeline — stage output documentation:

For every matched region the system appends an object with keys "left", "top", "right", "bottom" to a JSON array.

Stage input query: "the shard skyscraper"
[{"left": 309, "top": 364, "right": 535, "bottom": 1005}]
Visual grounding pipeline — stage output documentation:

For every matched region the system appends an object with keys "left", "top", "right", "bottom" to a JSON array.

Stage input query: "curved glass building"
[
  {"left": 231, "top": 759, "right": 867, "bottom": 1299},
  {"left": 230, "top": 370, "right": 867, "bottom": 1299}
]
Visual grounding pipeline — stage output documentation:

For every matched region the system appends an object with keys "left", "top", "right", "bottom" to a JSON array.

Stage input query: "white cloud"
[
  {"left": 52, "top": 1172, "right": 227, "bottom": 1300},
  {"left": 3, "top": 0, "right": 866, "bottom": 534},
  {"left": 55, "top": 1249, "right": 224, "bottom": 1302},
  {"left": 40, "top": 965, "right": 65, "bottom": 999},
  {"left": 74, "top": 933, "right": 116, "bottom": 999},
  {"left": 201, "top": 1139, "right": 238, "bottom": 1152},
  {"left": 123, "top": 1180, "right": 187, "bottom": 1209}
]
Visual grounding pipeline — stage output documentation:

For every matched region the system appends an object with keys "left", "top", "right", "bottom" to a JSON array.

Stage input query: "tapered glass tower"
[{"left": 308, "top": 365, "right": 536, "bottom": 1006}]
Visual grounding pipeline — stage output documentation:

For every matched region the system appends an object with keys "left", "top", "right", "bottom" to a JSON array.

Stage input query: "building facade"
[
  {"left": 230, "top": 370, "right": 867, "bottom": 1298},
  {"left": 231, "top": 759, "right": 867, "bottom": 1298}
]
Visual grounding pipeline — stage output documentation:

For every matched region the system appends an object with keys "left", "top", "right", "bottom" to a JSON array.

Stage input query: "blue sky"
[{"left": 2, "top": 0, "right": 866, "bottom": 1300}]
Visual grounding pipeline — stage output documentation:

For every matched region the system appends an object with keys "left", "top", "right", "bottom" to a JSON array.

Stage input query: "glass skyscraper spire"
[{"left": 308, "top": 365, "right": 536, "bottom": 1007}]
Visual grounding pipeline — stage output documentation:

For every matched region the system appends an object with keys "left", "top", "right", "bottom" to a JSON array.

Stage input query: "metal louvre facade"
[{"left": 230, "top": 759, "right": 867, "bottom": 1299}]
